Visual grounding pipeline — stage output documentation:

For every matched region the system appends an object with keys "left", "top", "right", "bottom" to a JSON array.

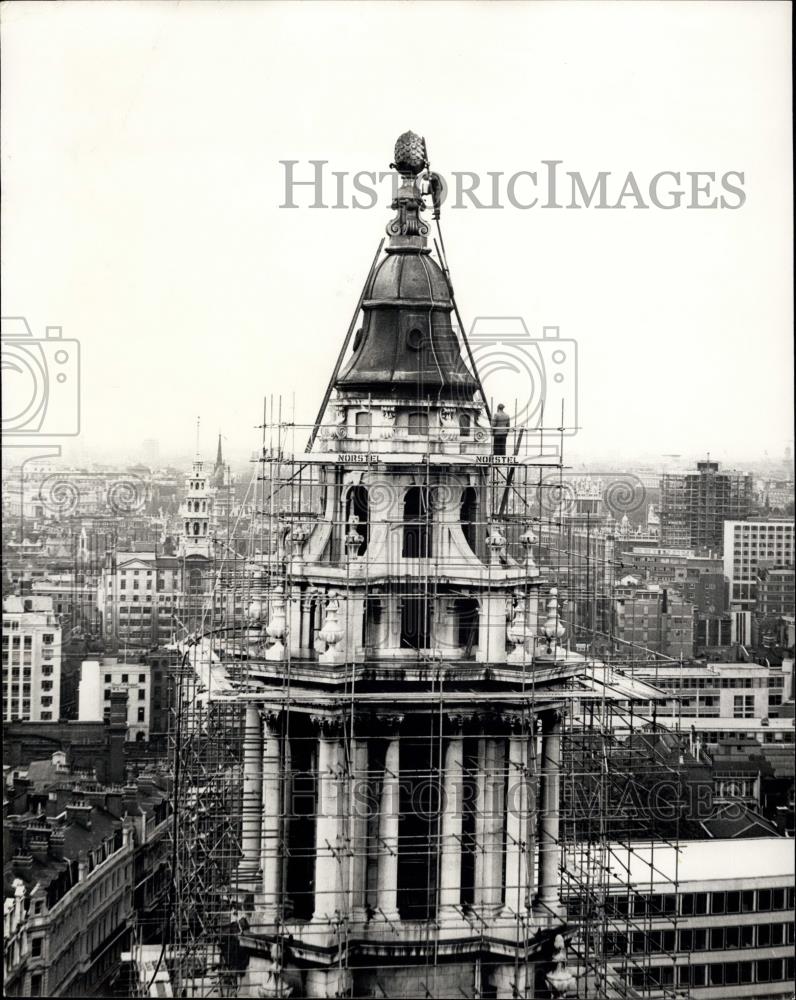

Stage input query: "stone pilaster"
[
  {"left": 261, "top": 711, "right": 282, "bottom": 921},
  {"left": 474, "top": 728, "right": 506, "bottom": 916},
  {"left": 349, "top": 735, "right": 370, "bottom": 923},
  {"left": 491, "top": 961, "right": 530, "bottom": 999},
  {"left": 311, "top": 716, "right": 346, "bottom": 922},
  {"left": 375, "top": 716, "right": 402, "bottom": 923},
  {"left": 503, "top": 721, "right": 532, "bottom": 918},
  {"left": 438, "top": 716, "right": 465, "bottom": 923},
  {"left": 534, "top": 710, "right": 565, "bottom": 921},
  {"left": 478, "top": 591, "right": 509, "bottom": 664},
  {"left": 238, "top": 704, "right": 263, "bottom": 888}
]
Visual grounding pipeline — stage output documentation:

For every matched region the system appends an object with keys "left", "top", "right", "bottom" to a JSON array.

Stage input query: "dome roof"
[{"left": 366, "top": 252, "right": 450, "bottom": 305}]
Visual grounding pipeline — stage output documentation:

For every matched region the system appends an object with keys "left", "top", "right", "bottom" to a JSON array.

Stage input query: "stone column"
[
  {"left": 438, "top": 717, "right": 465, "bottom": 922},
  {"left": 349, "top": 735, "right": 370, "bottom": 923},
  {"left": 534, "top": 710, "right": 565, "bottom": 920},
  {"left": 311, "top": 718, "right": 345, "bottom": 922},
  {"left": 474, "top": 732, "right": 505, "bottom": 916},
  {"left": 261, "top": 712, "right": 282, "bottom": 921},
  {"left": 375, "top": 719, "right": 402, "bottom": 922},
  {"left": 504, "top": 726, "right": 531, "bottom": 916},
  {"left": 239, "top": 704, "right": 263, "bottom": 887}
]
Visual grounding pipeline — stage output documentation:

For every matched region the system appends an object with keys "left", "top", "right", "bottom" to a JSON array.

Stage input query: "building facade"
[
  {"left": 660, "top": 461, "right": 752, "bottom": 551},
  {"left": 723, "top": 519, "right": 794, "bottom": 612},
  {"left": 614, "top": 584, "right": 695, "bottom": 659},
  {"left": 568, "top": 838, "right": 795, "bottom": 997},
  {"left": 756, "top": 567, "right": 795, "bottom": 618},
  {"left": 78, "top": 657, "right": 152, "bottom": 740},
  {"left": 2, "top": 596, "right": 62, "bottom": 722}
]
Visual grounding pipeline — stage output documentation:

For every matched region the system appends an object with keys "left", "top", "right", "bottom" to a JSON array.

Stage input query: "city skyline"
[{"left": 1, "top": 6, "right": 793, "bottom": 1000}]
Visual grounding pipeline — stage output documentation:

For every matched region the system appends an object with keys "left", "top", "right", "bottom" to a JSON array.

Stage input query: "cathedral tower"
[{"left": 216, "top": 133, "right": 657, "bottom": 1000}]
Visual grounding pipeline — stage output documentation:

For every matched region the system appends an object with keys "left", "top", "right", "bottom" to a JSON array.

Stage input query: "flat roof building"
[{"left": 2, "top": 596, "right": 62, "bottom": 723}]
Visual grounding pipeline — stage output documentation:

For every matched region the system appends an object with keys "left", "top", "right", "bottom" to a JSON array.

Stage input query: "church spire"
[{"left": 215, "top": 433, "right": 223, "bottom": 471}]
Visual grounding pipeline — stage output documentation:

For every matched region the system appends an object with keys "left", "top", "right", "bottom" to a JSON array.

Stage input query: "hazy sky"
[{"left": 2, "top": 1, "right": 792, "bottom": 468}]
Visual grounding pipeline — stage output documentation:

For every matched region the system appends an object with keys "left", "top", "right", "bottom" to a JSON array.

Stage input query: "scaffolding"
[
  {"left": 152, "top": 136, "right": 692, "bottom": 997},
  {"left": 150, "top": 397, "right": 692, "bottom": 999}
]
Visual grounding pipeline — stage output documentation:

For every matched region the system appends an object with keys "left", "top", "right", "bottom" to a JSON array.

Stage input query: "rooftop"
[{"left": 566, "top": 837, "right": 794, "bottom": 889}]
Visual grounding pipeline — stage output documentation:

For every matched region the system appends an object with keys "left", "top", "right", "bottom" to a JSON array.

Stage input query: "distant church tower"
[{"left": 179, "top": 457, "right": 213, "bottom": 558}]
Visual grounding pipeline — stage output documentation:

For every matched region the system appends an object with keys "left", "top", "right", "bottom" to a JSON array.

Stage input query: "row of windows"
[
  {"left": 104, "top": 673, "right": 147, "bottom": 684},
  {"left": 353, "top": 411, "right": 473, "bottom": 437},
  {"left": 115, "top": 569, "right": 178, "bottom": 577},
  {"left": 605, "top": 920, "right": 794, "bottom": 955},
  {"left": 103, "top": 688, "right": 146, "bottom": 700},
  {"left": 656, "top": 676, "right": 773, "bottom": 689},
  {"left": 630, "top": 956, "right": 795, "bottom": 989},
  {"left": 2, "top": 635, "right": 35, "bottom": 648},
  {"left": 102, "top": 707, "right": 146, "bottom": 722},
  {"left": 698, "top": 730, "right": 794, "bottom": 744},
  {"left": 606, "top": 886, "right": 794, "bottom": 918}
]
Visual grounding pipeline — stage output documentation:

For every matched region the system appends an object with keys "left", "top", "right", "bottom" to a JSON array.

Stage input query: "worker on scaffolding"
[{"left": 492, "top": 403, "right": 510, "bottom": 456}]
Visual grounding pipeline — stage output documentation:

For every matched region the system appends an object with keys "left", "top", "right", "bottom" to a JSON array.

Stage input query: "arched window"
[
  {"left": 454, "top": 598, "right": 479, "bottom": 655},
  {"left": 459, "top": 413, "right": 471, "bottom": 438},
  {"left": 355, "top": 412, "right": 372, "bottom": 436},
  {"left": 345, "top": 485, "right": 369, "bottom": 554},
  {"left": 407, "top": 411, "right": 429, "bottom": 436},
  {"left": 403, "top": 486, "right": 432, "bottom": 558},
  {"left": 400, "top": 588, "right": 431, "bottom": 650},
  {"left": 184, "top": 521, "right": 190, "bottom": 534},
  {"left": 460, "top": 487, "right": 478, "bottom": 554},
  {"left": 202, "top": 523, "right": 207, "bottom": 534},
  {"left": 193, "top": 522, "right": 200, "bottom": 536}
]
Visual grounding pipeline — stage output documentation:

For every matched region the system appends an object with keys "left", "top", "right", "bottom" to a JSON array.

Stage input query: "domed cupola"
[{"left": 336, "top": 131, "right": 479, "bottom": 402}]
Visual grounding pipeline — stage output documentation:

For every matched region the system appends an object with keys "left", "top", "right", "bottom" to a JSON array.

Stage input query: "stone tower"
[
  {"left": 231, "top": 132, "right": 612, "bottom": 1000},
  {"left": 179, "top": 457, "right": 214, "bottom": 558}
]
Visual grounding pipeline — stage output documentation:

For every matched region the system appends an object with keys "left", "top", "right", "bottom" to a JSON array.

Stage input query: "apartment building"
[
  {"left": 723, "top": 519, "right": 794, "bottom": 611},
  {"left": 2, "top": 596, "right": 62, "bottom": 722},
  {"left": 635, "top": 662, "right": 788, "bottom": 720},
  {"left": 614, "top": 585, "right": 695, "bottom": 659},
  {"left": 98, "top": 550, "right": 212, "bottom": 649},
  {"left": 660, "top": 461, "right": 753, "bottom": 551},
  {"left": 756, "top": 567, "right": 795, "bottom": 618},
  {"left": 567, "top": 838, "right": 795, "bottom": 997},
  {"left": 78, "top": 657, "right": 151, "bottom": 741}
]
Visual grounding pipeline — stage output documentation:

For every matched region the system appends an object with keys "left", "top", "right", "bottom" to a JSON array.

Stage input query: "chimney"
[
  {"left": 136, "top": 772, "right": 156, "bottom": 795},
  {"left": 105, "top": 790, "right": 123, "bottom": 819},
  {"left": 49, "top": 829, "right": 66, "bottom": 861},
  {"left": 66, "top": 801, "right": 93, "bottom": 829},
  {"left": 12, "top": 853, "right": 34, "bottom": 877},
  {"left": 28, "top": 835, "right": 50, "bottom": 865}
]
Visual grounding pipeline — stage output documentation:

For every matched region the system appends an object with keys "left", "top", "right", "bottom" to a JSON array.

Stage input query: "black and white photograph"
[{"left": 1, "top": 2, "right": 793, "bottom": 998}]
